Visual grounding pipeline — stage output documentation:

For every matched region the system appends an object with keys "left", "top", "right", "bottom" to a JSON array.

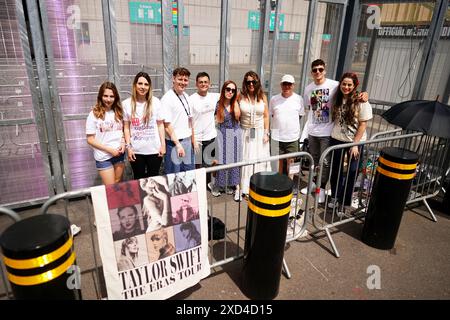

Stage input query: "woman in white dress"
[{"left": 238, "top": 71, "right": 271, "bottom": 196}]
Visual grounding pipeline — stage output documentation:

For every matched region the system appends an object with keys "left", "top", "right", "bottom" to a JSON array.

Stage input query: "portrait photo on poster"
[
  {"left": 170, "top": 192, "right": 199, "bottom": 225},
  {"left": 174, "top": 220, "right": 202, "bottom": 252},
  {"left": 167, "top": 170, "right": 197, "bottom": 196},
  {"left": 110, "top": 204, "right": 145, "bottom": 241},
  {"left": 140, "top": 176, "right": 172, "bottom": 232},
  {"left": 105, "top": 180, "right": 141, "bottom": 209},
  {"left": 145, "top": 227, "right": 176, "bottom": 262},
  {"left": 114, "top": 234, "right": 149, "bottom": 272}
]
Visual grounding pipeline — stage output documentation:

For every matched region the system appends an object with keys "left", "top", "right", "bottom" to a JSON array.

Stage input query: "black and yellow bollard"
[
  {"left": 242, "top": 172, "right": 293, "bottom": 300},
  {"left": 362, "top": 147, "right": 418, "bottom": 250},
  {"left": 0, "top": 214, "right": 81, "bottom": 299}
]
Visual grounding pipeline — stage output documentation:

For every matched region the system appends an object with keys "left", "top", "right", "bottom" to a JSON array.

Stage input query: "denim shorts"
[{"left": 95, "top": 153, "right": 125, "bottom": 170}]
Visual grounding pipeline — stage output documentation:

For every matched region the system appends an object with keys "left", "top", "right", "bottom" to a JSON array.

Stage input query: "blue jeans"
[
  {"left": 308, "top": 135, "right": 331, "bottom": 188},
  {"left": 164, "top": 138, "right": 195, "bottom": 174}
]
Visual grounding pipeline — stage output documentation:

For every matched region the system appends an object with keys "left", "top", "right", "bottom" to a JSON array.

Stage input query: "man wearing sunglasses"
[
  {"left": 190, "top": 72, "right": 220, "bottom": 186},
  {"left": 301, "top": 59, "right": 367, "bottom": 203},
  {"left": 269, "top": 74, "right": 305, "bottom": 180}
]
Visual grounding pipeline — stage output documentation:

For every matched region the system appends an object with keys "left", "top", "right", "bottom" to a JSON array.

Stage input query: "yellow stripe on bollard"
[
  {"left": 3, "top": 237, "right": 73, "bottom": 269},
  {"left": 376, "top": 166, "right": 416, "bottom": 180},
  {"left": 6, "top": 252, "right": 76, "bottom": 286},
  {"left": 378, "top": 157, "right": 417, "bottom": 170},
  {"left": 249, "top": 189, "right": 292, "bottom": 205},
  {"left": 247, "top": 201, "right": 291, "bottom": 217}
]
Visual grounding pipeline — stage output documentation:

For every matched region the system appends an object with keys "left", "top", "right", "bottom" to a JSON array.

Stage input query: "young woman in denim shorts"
[{"left": 86, "top": 81, "right": 125, "bottom": 185}]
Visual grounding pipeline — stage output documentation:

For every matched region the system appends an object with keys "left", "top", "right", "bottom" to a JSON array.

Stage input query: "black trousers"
[
  {"left": 130, "top": 153, "right": 163, "bottom": 180},
  {"left": 195, "top": 138, "right": 217, "bottom": 184}
]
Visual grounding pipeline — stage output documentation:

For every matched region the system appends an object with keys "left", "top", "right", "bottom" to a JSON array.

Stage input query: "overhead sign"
[
  {"left": 279, "top": 31, "right": 300, "bottom": 41},
  {"left": 248, "top": 11, "right": 285, "bottom": 31},
  {"left": 128, "top": 1, "right": 183, "bottom": 25},
  {"left": 322, "top": 34, "right": 332, "bottom": 42},
  {"left": 376, "top": 24, "right": 450, "bottom": 39},
  {"left": 129, "top": 2, "right": 161, "bottom": 24}
]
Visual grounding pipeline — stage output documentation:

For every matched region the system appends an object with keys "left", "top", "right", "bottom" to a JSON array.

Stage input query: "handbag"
[{"left": 207, "top": 215, "right": 225, "bottom": 240}]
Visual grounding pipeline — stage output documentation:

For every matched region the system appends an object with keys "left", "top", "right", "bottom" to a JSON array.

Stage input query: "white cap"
[{"left": 281, "top": 74, "right": 295, "bottom": 83}]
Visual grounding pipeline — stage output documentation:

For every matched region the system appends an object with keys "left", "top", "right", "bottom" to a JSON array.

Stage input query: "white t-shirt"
[
  {"left": 269, "top": 92, "right": 305, "bottom": 142},
  {"left": 86, "top": 109, "right": 123, "bottom": 162},
  {"left": 161, "top": 89, "right": 193, "bottom": 140},
  {"left": 303, "top": 78, "right": 339, "bottom": 137},
  {"left": 190, "top": 92, "right": 219, "bottom": 141},
  {"left": 331, "top": 101, "right": 373, "bottom": 142},
  {"left": 123, "top": 97, "right": 164, "bottom": 155}
]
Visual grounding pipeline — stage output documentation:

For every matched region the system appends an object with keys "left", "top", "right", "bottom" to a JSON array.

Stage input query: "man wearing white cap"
[{"left": 269, "top": 74, "right": 305, "bottom": 180}]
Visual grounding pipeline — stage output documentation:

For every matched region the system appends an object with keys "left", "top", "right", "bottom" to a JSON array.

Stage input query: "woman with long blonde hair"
[
  {"left": 123, "top": 72, "right": 165, "bottom": 179},
  {"left": 86, "top": 81, "right": 125, "bottom": 185}
]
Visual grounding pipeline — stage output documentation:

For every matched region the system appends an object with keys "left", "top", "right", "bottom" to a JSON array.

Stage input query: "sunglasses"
[
  {"left": 281, "top": 82, "right": 293, "bottom": 86},
  {"left": 246, "top": 80, "right": 257, "bottom": 86},
  {"left": 312, "top": 67, "right": 325, "bottom": 73},
  {"left": 225, "top": 87, "right": 236, "bottom": 93}
]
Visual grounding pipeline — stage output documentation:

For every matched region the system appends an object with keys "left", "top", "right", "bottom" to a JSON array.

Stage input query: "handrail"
[{"left": 0, "top": 207, "right": 21, "bottom": 222}]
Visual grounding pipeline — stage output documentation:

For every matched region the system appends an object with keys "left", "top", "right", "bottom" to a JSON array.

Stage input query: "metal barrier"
[
  {"left": 0, "top": 152, "right": 314, "bottom": 299},
  {"left": 204, "top": 152, "right": 314, "bottom": 280},
  {"left": 0, "top": 207, "right": 22, "bottom": 300},
  {"left": 311, "top": 130, "right": 449, "bottom": 258}
]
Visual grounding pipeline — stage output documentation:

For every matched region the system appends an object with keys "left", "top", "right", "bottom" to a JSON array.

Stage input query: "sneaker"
[
  {"left": 335, "top": 210, "right": 346, "bottom": 218},
  {"left": 71, "top": 224, "right": 81, "bottom": 237},
  {"left": 234, "top": 190, "right": 242, "bottom": 202},
  {"left": 300, "top": 181, "right": 316, "bottom": 195},
  {"left": 225, "top": 187, "right": 234, "bottom": 195},
  {"left": 328, "top": 198, "right": 339, "bottom": 209},
  {"left": 286, "top": 216, "right": 308, "bottom": 238},
  {"left": 208, "top": 182, "right": 221, "bottom": 197}
]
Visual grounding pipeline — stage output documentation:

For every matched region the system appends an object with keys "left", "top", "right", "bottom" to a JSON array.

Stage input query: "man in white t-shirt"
[
  {"left": 269, "top": 74, "right": 305, "bottom": 180},
  {"left": 190, "top": 72, "right": 220, "bottom": 185},
  {"left": 161, "top": 67, "right": 195, "bottom": 174},
  {"left": 302, "top": 59, "right": 368, "bottom": 203},
  {"left": 302, "top": 59, "right": 339, "bottom": 202}
]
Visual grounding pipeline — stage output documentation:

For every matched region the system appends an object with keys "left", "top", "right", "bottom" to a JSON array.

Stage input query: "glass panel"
[
  {"left": 229, "top": 0, "right": 261, "bottom": 91},
  {"left": 183, "top": 0, "right": 221, "bottom": 94},
  {"left": 424, "top": 5, "right": 450, "bottom": 101},
  {"left": 271, "top": 0, "right": 309, "bottom": 96},
  {"left": 356, "top": 2, "right": 436, "bottom": 103},
  {"left": 315, "top": 2, "right": 345, "bottom": 81},
  {"left": 44, "top": 0, "right": 109, "bottom": 190},
  {"left": 115, "top": 0, "right": 164, "bottom": 98},
  {"left": 0, "top": 0, "right": 49, "bottom": 205}
]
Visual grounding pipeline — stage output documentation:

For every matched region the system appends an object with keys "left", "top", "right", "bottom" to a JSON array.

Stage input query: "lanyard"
[
  {"left": 174, "top": 90, "right": 191, "bottom": 117},
  {"left": 247, "top": 95, "right": 256, "bottom": 126}
]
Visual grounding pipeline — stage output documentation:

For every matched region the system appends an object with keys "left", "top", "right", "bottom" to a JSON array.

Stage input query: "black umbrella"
[{"left": 381, "top": 99, "right": 450, "bottom": 138}]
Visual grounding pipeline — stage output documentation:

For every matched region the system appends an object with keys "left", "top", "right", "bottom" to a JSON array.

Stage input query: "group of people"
[{"left": 86, "top": 58, "right": 372, "bottom": 209}]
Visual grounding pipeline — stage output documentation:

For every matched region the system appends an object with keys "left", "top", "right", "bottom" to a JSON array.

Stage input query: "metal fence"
[
  {"left": 310, "top": 130, "right": 449, "bottom": 258},
  {"left": 0, "top": 151, "right": 314, "bottom": 300}
]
